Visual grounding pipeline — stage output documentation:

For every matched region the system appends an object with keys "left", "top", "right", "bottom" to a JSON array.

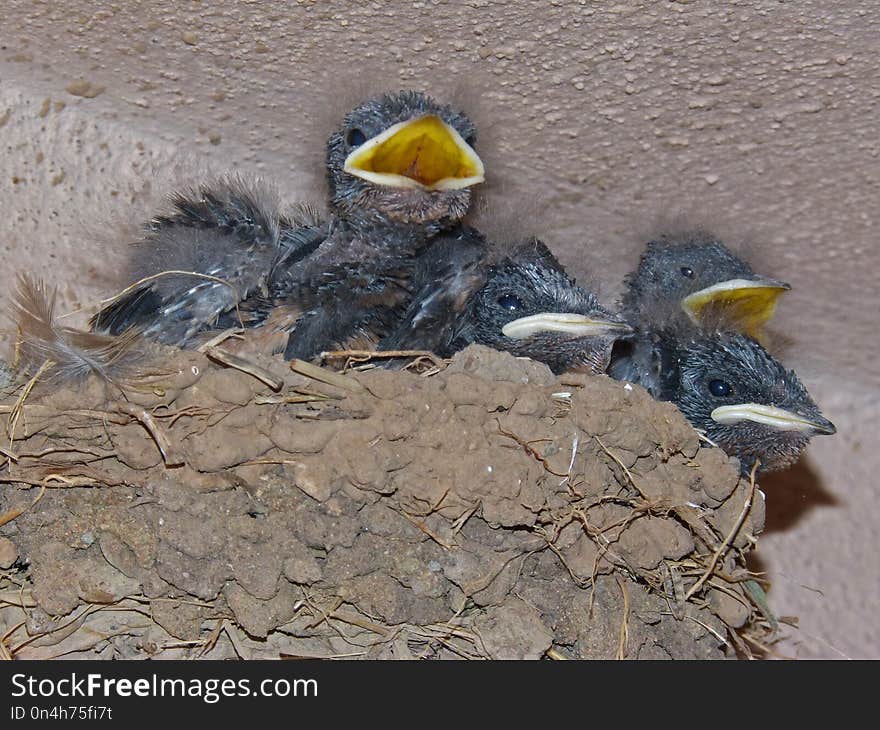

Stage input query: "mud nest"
[{"left": 0, "top": 344, "right": 773, "bottom": 659}]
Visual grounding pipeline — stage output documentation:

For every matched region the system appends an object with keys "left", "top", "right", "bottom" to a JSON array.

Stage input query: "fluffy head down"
[
  {"left": 656, "top": 327, "right": 835, "bottom": 473},
  {"left": 450, "top": 239, "right": 630, "bottom": 374},
  {"left": 622, "top": 230, "right": 758, "bottom": 324},
  {"left": 325, "top": 90, "right": 479, "bottom": 231}
]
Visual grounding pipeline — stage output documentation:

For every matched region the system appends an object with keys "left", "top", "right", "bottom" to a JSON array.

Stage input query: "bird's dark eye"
[
  {"left": 497, "top": 294, "right": 523, "bottom": 312},
  {"left": 680, "top": 266, "right": 695, "bottom": 278},
  {"left": 708, "top": 379, "right": 732, "bottom": 397},
  {"left": 347, "top": 128, "right": 367, "bottom": 147}
]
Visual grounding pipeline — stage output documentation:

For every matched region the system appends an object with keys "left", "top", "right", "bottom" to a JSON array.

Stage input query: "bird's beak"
[
  {"left": 710, "top": 403, "right": 837, "bottom": 435},
  {"left": 343, "top": 115, "right": 485, "bottom": 191},
  {"left": 681, "top": 277, "right": 790, "bottom": 335},
  {"left": 501, "top": 313, "right": 633, "bottom": 340}
]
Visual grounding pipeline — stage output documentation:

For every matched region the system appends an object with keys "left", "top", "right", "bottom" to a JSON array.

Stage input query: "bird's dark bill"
[
  {"left": 501, "top": 312, "right": 632, "bottom": 340},
  {"left": 344, "top": 115, "right": 484, "bottom": 191},
  {"left": 710, "top": 403, "right": 836, "bottom": 435},
  {"left": 680, "top": 278, "right": 790, "bottom": 335}
]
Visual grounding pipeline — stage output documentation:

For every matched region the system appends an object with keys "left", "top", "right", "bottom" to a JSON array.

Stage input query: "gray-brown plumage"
[
  {"left": 91, "top": 177, "right": 312, "bottom": 347},
  {"left": 382, "top": 232, "right": 631, "bottom": 374},
  {"left": 91, "top": 90, "right": 485, "bottom": 359},
  {"left": 613, "top": 319, "right": 835, "bottom": 474},
  {"left": 620, "top": 229, "right": 789, "bottom": 336}
]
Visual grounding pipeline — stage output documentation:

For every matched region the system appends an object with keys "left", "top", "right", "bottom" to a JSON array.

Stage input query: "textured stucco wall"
[{"left": 1, "top": 1, "right": 877, "bottom": 657}]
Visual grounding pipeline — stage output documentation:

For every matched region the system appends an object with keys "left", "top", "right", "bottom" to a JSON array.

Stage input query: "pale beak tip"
[{"left": 764, "top": 278, "right": 792, "bottom": 292}]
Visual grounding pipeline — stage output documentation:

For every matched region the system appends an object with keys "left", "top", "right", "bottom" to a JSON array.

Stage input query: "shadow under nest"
[{"left": 0, "top": 342, "right": 775, "bottom": 659}]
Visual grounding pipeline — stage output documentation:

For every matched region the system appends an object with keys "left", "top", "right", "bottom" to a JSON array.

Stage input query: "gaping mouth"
[
  {"left": 681, "top": 278, "right": 790, "bottom": 334},
  {"left": 343, "top": 115, "right": 485, "bottom": 191},
  {"left": 501, "top": 313, "right": 633, "bottom": 340},
  {"left": 710, "top": 403, "right": 836, "bottom": 435}
]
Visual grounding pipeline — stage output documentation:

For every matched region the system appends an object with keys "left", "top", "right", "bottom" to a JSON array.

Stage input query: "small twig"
[
  {"left": 254, "top": 391, "right": 336, "bottom": 405},
  {"left": 0, "top": 590, "right": 37, "bottom": 608},
  {"left": 329, "top": 610, "right": 391, "bottom": 636},
  {"left": 197, "top": 328, "right": 245, "bottom": 351},
  {"left": 112, "top": 402, "right": 184, "bottom": 467},
  {"left": 305, "top": 596, "right": 344, "bottom": 630},
  {"left": 496, "top": 420, "right": 569, "bottom": 477},
  {"left": 321, "top": 349, "right": 447, "bottom": 370},
  {"left": 685, "top": 462, "right": 758, "bottom": 601},
  {"left": 1, "top": 620, "right": 26, "bottom": 660},
  {"left": 398, "top": 510, "right": 454, "bottom": 549},
  {"left": 663, "top": 561, "right": 686, "bottom": 620},
  {"left": 204, "top": 347, "right": 283, "bottom": 391},
  {"left": 280, "top": 650, "right": 368, "bottom": 660},
  {"left": 615, "top": 575, "right": 630, "bottom": 660},
  {"left": 222, "top": 622, "right": 248, "bottom": 660},
  {"left": 671, "top": 504, "right": 721, "bottom": 551},
  {"left": 289, "top": 359, "right": 366, "bottom": 394},
  {"left": 0, "top": 485, "right": 46, "bottom": 527},
  {"left": 450, "top": 501, "right": 480, "bottom": 536},
  {"left": 6, "top": 360, "right": 53, "bottom": 448},
  {"left": 659, "top": 611, "right": 732, "bottom": 649},
  {"left": 595, "top": 436, "right": 648, "bottom": 500}
]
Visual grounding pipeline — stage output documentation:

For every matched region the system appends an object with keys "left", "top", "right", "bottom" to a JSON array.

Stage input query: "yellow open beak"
[
  {"left": 501, "top": 313, "right": 632, "bottom": 340},
  {"left": 343, "top": 115, "right": 485, "bottom": 191},
  {"left": 681, "top": 278, "right": 790, "bottom": 335},
  {"left": 710, "top": 403, "right": 836, "bottom": 435}
]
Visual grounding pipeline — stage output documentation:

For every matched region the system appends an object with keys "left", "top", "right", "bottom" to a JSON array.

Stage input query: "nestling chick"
[
  {"left": 326, "top": 89, "right": 483, "bottom": 231},
  {"left": 91, "top": 177, "right": 310, "bottom": 346},
  {"left": 613, "top": 323, "right": 835, "bottom": 474},
  {"left": 91, "top": 90, "right": 485, "bottom": 359},
  {"left": 278, "top": 89, "right": 484, "bottom": 358},
  {"left": 383, "top": 234, "right": 632, "bottom": 374},
  {"left": 621, "top": 229, "right": 790, "bottom": 336},
  {"left": 376, "top": 224, "right": 488, "bottom": 352}
]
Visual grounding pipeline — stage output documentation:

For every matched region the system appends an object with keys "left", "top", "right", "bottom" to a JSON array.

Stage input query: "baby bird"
[
  {"left": 621, "top": 229, "right": 790, "bottom": 337},
  {"left": 91, "top": 177, "right": 313, "bottom": 346},
  {"left": 612, "top": 229, "right": 832, "bottom": 472},
  {"left": 325, "top": 89, "right": 483, "bottom": 232},
  {"left": 614, "top": 323, "right": 835, "bottom": 474},
  {"left": 279, "top": 90, "right": 484, "bottom": 358},
  {"left": 382, "top": 233, "right": 632, "bottom": 374},
  {"left": 92, "top": 90, "right": 485, "bottom": 358}
]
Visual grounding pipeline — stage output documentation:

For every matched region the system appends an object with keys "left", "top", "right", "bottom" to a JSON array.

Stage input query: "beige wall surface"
[{"left": 1, "top": 1, "right": 877, "bottom": 657}]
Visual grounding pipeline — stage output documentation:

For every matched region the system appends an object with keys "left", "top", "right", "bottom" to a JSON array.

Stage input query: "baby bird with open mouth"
[
  {"left": 611, "top": 228, "right": 790, "bottom": 384},
  {"left": 620, "top": 228, "right": 790, "bottom": 337},
  {"left": 611, "top": 228, "right": 833, "bottom": 473},
  {"left": 91, "top": 90, "right": 485, "bottom": 359}
]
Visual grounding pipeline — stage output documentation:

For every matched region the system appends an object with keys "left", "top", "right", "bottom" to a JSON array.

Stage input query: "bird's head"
[
  {"left": 458, "top": 239, "right": 632, "bottom": 374},
  {"left": 623, "top": 231, "right": 790, "bottom": 336},
  {"left": 659, "top": 329, "right": 836, "bottom": 473},
  {"left": 326, "top": 90, "right": 484, "bottom": 231}
]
